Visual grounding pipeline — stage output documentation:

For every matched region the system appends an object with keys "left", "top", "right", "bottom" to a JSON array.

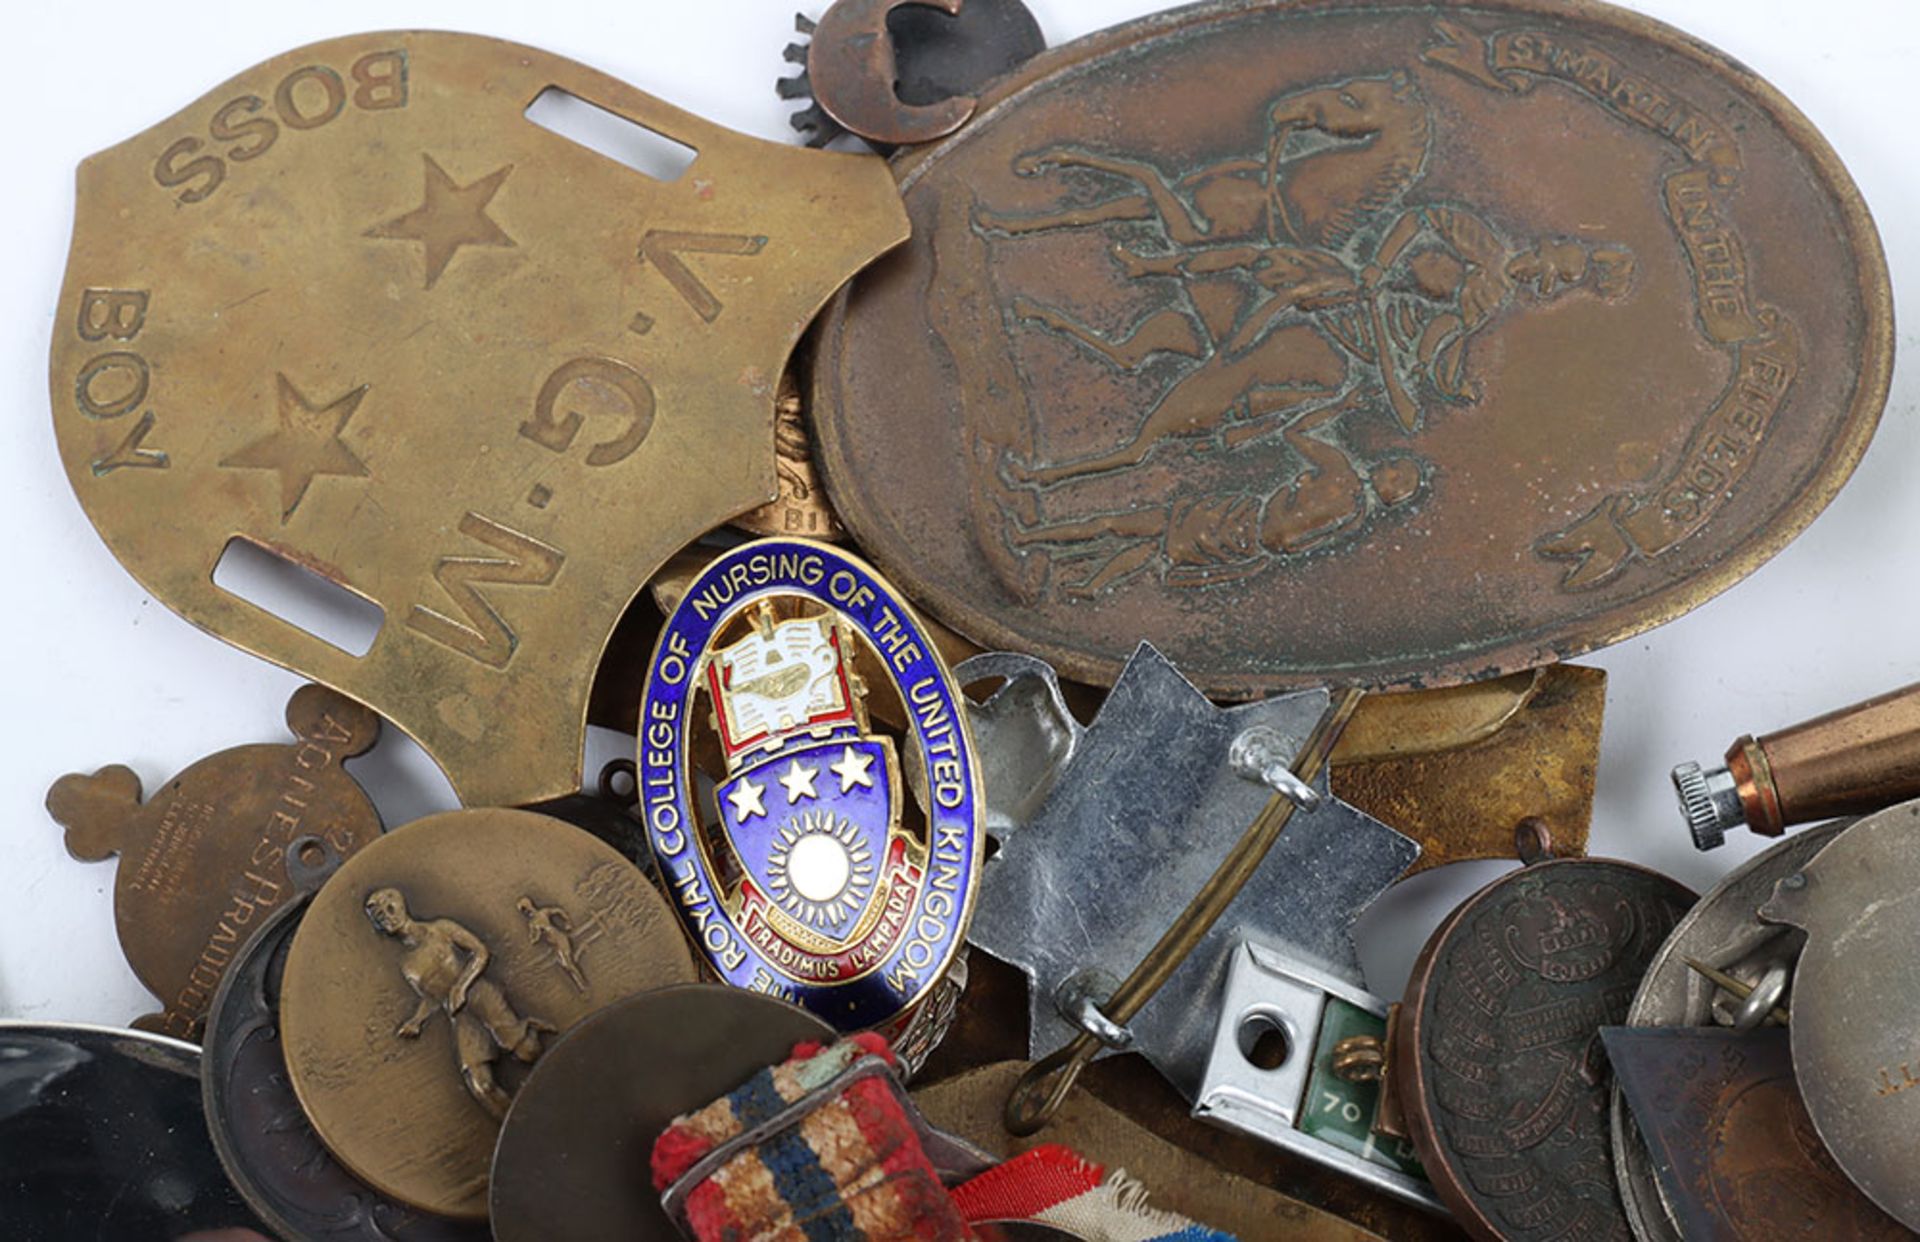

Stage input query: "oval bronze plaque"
[{"left": 811, "top": 0, "right": 1892, "bottom": 694}]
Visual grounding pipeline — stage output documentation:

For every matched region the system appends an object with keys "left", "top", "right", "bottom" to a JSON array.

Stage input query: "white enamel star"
[
  {"left": 726, "top": 777, "right": 768, "bottom": 822},
  {"left": 830, "top": 745, "right": 876, "bottom": 794},
  {"left": 778, "top": 759, "right": 820, "bottom": 803}
]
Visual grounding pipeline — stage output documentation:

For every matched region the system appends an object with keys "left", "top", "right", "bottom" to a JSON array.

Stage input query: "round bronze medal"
[
  {"left": 810, "top": 0, "right": 1892, "bottom": 695},
  {"left": 1393, "top": 841, "right": 1694, "bottom": 1241},
  {"left": 277, "top": 809, "right": 696, "bottom": 1220},
  {"left": 489, "top": 985, "right": 835, "bottom": 1242},
  {"left": 203, "top": 846, "right": 485, "bottom": 1242}
]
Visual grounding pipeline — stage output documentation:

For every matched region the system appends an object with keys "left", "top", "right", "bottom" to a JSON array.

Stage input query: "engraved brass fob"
[
  {"left": 45, "top": 684, "right": 382, "bottom": 1039},
  {"left": 50, "top": 32, "right": 909, "bottom": 807}
]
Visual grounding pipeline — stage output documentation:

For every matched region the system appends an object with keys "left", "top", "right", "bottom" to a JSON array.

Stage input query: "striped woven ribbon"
[
  {"left": 652, "top": 1033, "right": 969, "bottom": 1241},
  {"left": 952, "top": 1146, "right": 1238, "bottom": 1242},
  {"left": 652, "top": 1036, "right": 1236, "bottom": 1242}
]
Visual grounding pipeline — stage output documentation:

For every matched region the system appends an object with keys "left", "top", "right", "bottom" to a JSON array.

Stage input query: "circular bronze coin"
[
  {"left": 732, "top": 373, "right": 846, "bottom": 542},
  {"left": 489, "top": 984, "right": 835, "bottom": 1242},
  {"left": 204, "top": 874, "right": 486, "bottom": 1240},
  {"left": 1393, "top": 854, "right": 1695, "bottom": 1241},
  {"left": 810, "top": 0, "right": 1892, "bottom": 696},
  {"left": 278, "top": 809, "right": 697, "bottom": 1220}
]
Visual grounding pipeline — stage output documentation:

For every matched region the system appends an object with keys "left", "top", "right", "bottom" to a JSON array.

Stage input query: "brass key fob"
[{"left": 50, "top": 32, "right": 909, "bottom": 807}]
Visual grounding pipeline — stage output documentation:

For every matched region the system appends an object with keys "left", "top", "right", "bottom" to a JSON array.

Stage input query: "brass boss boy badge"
[{"left": 639, "top": 539, "right": 984, "bottom": 1031}]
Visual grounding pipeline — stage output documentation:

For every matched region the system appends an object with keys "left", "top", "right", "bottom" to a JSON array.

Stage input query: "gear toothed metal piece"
[
  {"left": 778, "top": 0, "right": 1045, "bottom": 149},
  {"left": 779, "top": 16, "right": 834, "bottom": 144}
]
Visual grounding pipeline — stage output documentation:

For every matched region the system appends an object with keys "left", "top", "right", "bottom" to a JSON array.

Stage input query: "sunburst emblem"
[{"left": 765, "top": 809, "right": 875, "bottom": 930}]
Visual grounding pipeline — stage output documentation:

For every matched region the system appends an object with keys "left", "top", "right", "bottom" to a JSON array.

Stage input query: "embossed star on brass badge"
[
  {"left": 367, "top": 154, "right": 516, "bottom": 289},
  {"left": 220, "top": 374, "right": 371, "bottom": 521}
]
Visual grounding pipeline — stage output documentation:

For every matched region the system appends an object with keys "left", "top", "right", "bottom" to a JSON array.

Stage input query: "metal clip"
[
  {"left": 1054, "top": 972, "right": 1132, "bottom": 1051},
  {"left": 1230, "top": 726, "right": 1324, "bottom": 811}
]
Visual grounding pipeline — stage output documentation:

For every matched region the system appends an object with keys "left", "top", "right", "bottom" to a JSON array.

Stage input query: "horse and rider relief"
[{"left": 970, "top": 69, "right": 1636, "bottom": 596}]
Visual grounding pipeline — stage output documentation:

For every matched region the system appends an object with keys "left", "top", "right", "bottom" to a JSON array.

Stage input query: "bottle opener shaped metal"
[
  {"left": 43, "top": 683, "right": 382, "bottom": 1040},
  {"left": 1758, "top": 800, "right": 1920, "bottom": 1233},
  {"left": 638, "top": 538, "right": 985, "bottom": 1035},
  {"left": 49, "top": 32, "right": 911, "bottom": 808},
  {"left": 1601, "top": 1026, "right": 1909, "bottom": 1242},
  {"left": 965, "top": 643, "right": 1419, "bottom": 1100}
]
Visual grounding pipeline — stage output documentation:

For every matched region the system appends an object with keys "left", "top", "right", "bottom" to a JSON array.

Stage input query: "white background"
[{"left": 4, "top": 1, "right": 1914, "bottom": 1029}]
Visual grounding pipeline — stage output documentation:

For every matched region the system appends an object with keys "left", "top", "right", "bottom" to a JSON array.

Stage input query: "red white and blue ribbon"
[
  {"left": 653, "top": 1034, "right": 1237, "bottom": 1242},
  {"left": 951, "top": 1146, "right": 1238, "bottom": 1242}
]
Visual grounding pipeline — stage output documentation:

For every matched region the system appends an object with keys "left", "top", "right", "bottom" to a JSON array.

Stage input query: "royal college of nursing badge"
[{"left": 639, "top": 539, "right": 983, "bottom": 1030}]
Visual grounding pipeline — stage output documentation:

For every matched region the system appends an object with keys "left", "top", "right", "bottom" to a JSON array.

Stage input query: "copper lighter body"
[{"left": 1728, "top": 681, "right": 1920, "bottom": 836}]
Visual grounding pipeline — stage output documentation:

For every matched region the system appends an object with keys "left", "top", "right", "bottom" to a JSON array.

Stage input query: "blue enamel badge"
[{"left": 639, "top": 539, "right": 983, "bottom": 1031}]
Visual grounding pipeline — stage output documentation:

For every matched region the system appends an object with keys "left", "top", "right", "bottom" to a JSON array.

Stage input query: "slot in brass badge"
[{"left": 50, "top": 32, "right": 909, "bottom": 806}]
